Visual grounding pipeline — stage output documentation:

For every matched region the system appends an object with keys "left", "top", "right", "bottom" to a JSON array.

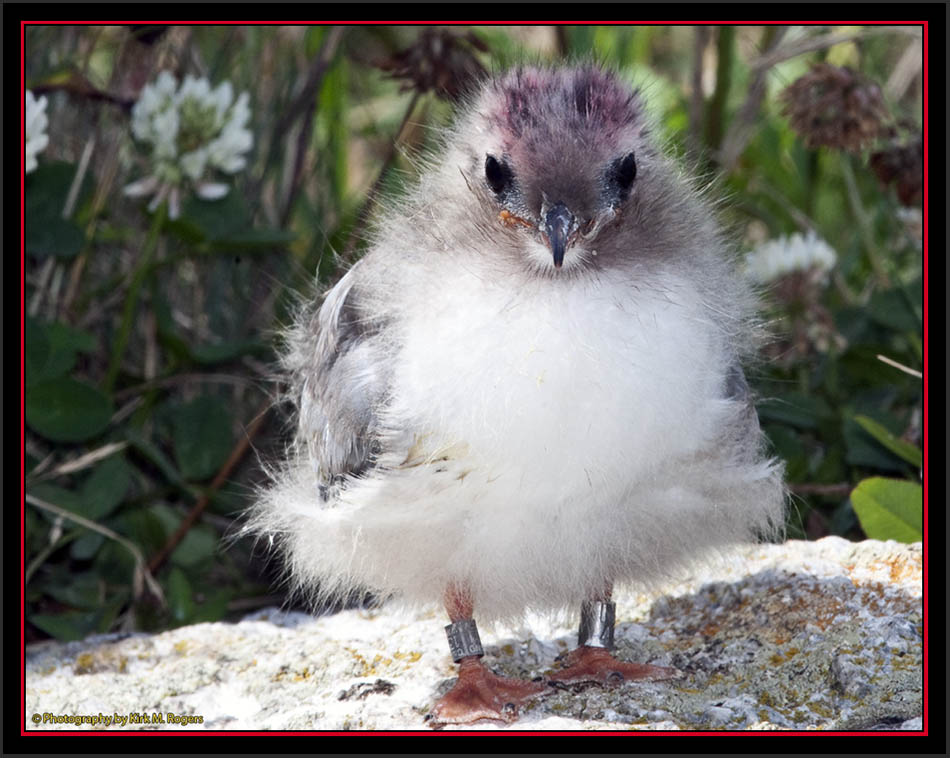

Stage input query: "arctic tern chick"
[{"left": 252, "top": 65, "right": 784, "bottom": 726}]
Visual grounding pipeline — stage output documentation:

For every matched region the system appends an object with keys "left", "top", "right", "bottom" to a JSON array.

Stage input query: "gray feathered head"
[{"left": 431, "top": 65, "right": 720, "bottom": 278}]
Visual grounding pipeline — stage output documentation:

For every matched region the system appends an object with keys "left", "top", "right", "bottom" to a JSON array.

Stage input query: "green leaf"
[
  {"left": 70, "top": 532, "right": 105, "bottom": 560},
  {"left": 166, "top": 567, "right": 194, "bottom": 624},
  {"left": 850, "top": 477, "right": 922, "bottom": 543},
  {"left": 853, "top": 415, "right": 922, "bottom": 469},
  {"left": 757, "top": 392, "right": 831, "bottom": 429},
  {"left": 25, "top": 316, "right": 51, "bottom": 386},
  {"left": 29, "top": 483, "right": 86, "bottom": 518},
  {"left": 25, "top": 317, "right": 96, "bottom": 387},
  {"left": 167, "top": 191, "right": 293, "bottom": 251},
  {"left": 867, "top": 283, "right": 922, "bottom": 333},
  {"left": 48, "top": 321, "right": 98, "bottom": 354},
  {"left": 24, "top": 161, "right": 89, "bottom": 259},
  {"left": 80, "top": 455, "right": 132, "bottom": 519},
  {"left": 148, "top": 502, "right": 184, "bottom": 535},
  {"left": 126, "top": 429, "right": 191, "bottom": 493},
  {"left": 172, "top": 191, "right": 247, "bottom": 242},
  {"left": 113, "top": 506, "right": 169, "bottom": 555},
  {"left": 25, "top": 378, "right": 114, "bottom": 442},
  {"left": 29, "top": 610, "right": 100, "bottom": 641},
  {"left": 44, "top": 571, "right": 103, "bottom": 610},
  {"left": 842, "top": 416, "right": 906, "bottom": 472},
  {"left": 190, "top": 338, "right": 268, "bottom": 365},
  {"left": 191, "top": 588, "right": 233, "bottom": 623},
  {"left": 170, "top": 396, "right": 233, "bottom": 481},
  {"left": 152, "top": 290, "right": 193, "bottom": 363},
  {"left": 762, "top": 423, "right": 807, "bottom": 482},
  {"left": 93, "top": 540, "right": 136, "bottom": 585},
  {"left": 170, "top": 525, "right": 219, "bottom": 567}
]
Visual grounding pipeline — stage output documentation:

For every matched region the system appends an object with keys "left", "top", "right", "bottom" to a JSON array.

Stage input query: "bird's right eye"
[{"left": 485, "top": 155, "right": 513, "bottom": 196}]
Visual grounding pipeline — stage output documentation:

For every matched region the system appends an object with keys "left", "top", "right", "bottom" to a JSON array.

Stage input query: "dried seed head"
[
  {"left": 377, "top": 28, "right": 488, "bottom": 102},
  {"left": 870, "top": 133, "right": 922, "bottom": 207},
  {"left": 780, "top": 63, "right": 890, "bottom": 153}
]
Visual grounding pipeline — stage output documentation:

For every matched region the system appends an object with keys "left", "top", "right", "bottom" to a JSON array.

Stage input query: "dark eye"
[
  {"left": 608, "top": 152, "right": 637, "bottom": 198},
  {"left": 485, "top": 154, "right": 513, "bottom": 195}
]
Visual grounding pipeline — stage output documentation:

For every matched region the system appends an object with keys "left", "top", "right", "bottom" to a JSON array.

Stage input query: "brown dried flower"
[
  {"left": 870, "top": 134, "right": 923, "bottom": 207},
  {"left": 780, "top": 63, "right": 890, "bottom": 153},
  {"left": 377, "top": 28, "right": 488, "bottom": 102}
]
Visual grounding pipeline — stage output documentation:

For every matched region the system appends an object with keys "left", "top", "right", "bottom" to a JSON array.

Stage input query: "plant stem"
[
  {"left": 840, "top": 153, "right": 890, "bottom": 288},
  {"left": 104, "top": 205, "right": 166, "bottom": 393},
  {"left": 341, "top": 90, "right": 422, "bottom": 262},
  {"left": 704, "top": 25, "right": 735, "bottom": 156}
]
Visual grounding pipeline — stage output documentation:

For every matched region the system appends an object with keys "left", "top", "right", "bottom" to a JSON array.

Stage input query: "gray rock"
[{"left": 25, "top": 538, "right": 922, "bottom": 732}]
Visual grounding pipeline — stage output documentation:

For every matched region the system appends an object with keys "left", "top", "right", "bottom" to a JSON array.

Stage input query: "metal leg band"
[
  {"left": 445, "top": 618, "right": 485, "bottom": 662},
  {"left": 578, "top": 600, "right": 616, "bottom": 650}
]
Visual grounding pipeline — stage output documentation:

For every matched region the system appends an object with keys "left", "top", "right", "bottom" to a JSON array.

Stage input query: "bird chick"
[{"left": 251, "top": 65, "right": 785, "bottom": 727}]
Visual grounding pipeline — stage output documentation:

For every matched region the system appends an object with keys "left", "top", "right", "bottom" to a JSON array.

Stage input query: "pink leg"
[{"left": 429, "top": 586, "right": 547, "bottom": 726}]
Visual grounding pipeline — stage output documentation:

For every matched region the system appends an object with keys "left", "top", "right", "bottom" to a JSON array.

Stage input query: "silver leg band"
[
  {"left": 578, "top": 600, "right": 616, "bottom": 649},
  {"left": 445, "top": 619, "right": 485, "bottom": 662}
]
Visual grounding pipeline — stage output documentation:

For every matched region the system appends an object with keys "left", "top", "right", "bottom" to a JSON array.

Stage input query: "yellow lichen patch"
[
  {"left": 73, "top": 653, "right": 96, "bottom": 675},
  {"left": 392, "top": 651, "right": 422, "bottom": 664},
  {"left": 346, "top": 647, "right": 396, "bottom": 677},
  {"left": 501, "top": 644, "right": 515, "bottom": 656},
  {"left": 879, "top": 552, "right": 922, "bottom": 585},
  {"left": 72, "top": 650, "right": 128, "bottom": 675},
  {"left": 807, "top": 700, "right": 834, "bottom": 719},
  {"left": 846, "top": 551, "right": 922, "bottom": 587},
  {"left": 173, "top": 640, "right": 190, "bottom": 655},
  {"left": 769, "top": 647, "right": 800, "bottom": 666},
  {"left": 758, "top": 583, "right": 848, "bottom": 636}
]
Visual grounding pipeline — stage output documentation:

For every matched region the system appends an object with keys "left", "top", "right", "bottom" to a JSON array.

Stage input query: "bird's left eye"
[
  {"left": 607, "top": 151, "right": 637, "bottom": 200},
  {"left": 485, "top": 154, "right": 514, "bottom": 196}
]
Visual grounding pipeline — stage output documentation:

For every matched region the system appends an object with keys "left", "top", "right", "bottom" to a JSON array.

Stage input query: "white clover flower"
[
  {"left": 744, "top": 231, "right": 837, "bottom": 285},
  {"left": 124, "top": 71, "right": 253, "bottom": 219},
  {"left": 25, "top": 90, "right": 50, "bottom": 174}
]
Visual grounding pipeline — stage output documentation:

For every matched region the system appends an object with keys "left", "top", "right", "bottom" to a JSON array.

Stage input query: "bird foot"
[
  {"left": 428, "top": 657, "right": 547, "bottom": 727},
  {"left": 549, "top": 645, "right": 681, "bottom": 686}
]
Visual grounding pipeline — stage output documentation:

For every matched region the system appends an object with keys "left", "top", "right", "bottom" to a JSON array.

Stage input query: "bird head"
[{"left": 452, "top": 66, "right": 679, "bottom": 276}]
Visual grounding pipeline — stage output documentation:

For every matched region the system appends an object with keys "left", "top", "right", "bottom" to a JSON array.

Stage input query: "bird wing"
[
  {"left": 724, "top": 360, "right": 752, "bottom": 406},
  {"left": 292, "top": 262, "right": 389, "bottom": 490},
  {"left": 723, "top": 359, "right": 765, "bottom": 460}
]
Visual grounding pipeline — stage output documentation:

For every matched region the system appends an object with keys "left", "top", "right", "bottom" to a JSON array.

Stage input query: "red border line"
[{"left": 20, "top": 20, "right": 929, "bottom": 739}]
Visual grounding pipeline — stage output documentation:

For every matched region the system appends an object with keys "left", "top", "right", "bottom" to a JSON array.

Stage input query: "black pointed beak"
[{"left": 542, "top": 202, "right": 576, "bottom": 269}]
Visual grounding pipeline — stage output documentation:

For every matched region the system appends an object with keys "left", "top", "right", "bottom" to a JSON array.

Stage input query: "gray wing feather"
[
  {"left": 290, "top": 263, "right": 388, "bottom": 484},
  {"left": 724, "top": 360, "right": 752, "bottom": 405},
  {"left": 723, "top": 359, "right": 763, "bottom": 461}
]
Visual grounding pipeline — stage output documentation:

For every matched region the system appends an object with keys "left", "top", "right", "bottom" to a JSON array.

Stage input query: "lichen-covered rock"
[{"left": 25, "top": 538, "right": 922, "bottom": 731}]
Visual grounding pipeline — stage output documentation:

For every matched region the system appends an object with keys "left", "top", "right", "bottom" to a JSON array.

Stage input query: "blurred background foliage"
[{"left": 23, "top": 24, "right": 924, "bottom": 643}]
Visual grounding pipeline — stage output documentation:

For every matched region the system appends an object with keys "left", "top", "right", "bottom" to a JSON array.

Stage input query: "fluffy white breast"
[{"left": 383, "top": 263, "right": 731, "bottom": 498}]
